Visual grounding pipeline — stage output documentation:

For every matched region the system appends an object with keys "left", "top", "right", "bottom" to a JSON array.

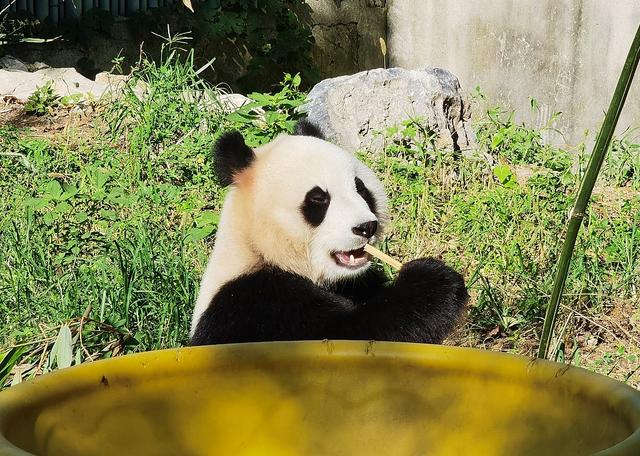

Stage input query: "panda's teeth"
[{"left": 350, "top": 254, "right": 355, "bottom": 265}]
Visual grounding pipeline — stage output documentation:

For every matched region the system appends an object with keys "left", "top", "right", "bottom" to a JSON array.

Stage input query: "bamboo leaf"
[
  {"left": 182, "top": 0, "right": 194, "bottom": 12},
  {"left": 10, "top": 370, "right": 22, "bottom": 386},
  {"left": 0, "top": 347, "right": 27, "bottom": 387},
  {"left": 52, "top": 325, "right": 74, "bottom": 369},
  {"left": 195, "top": 58, "right": 216, "bottom": 76}
]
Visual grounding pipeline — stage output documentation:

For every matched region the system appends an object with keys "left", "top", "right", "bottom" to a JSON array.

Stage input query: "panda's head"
[{"left": 213, "top": 121, "right": 388, "bottom": 285}]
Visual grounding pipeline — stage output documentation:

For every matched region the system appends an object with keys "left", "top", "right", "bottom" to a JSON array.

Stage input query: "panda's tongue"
[{"left": 335, "top": 248, "right": 368, "bottom": 267}]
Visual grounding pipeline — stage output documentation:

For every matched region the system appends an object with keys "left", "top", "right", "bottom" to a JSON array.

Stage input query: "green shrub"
[
  {"left": 603, "top": 132, "right": 640, "bottom": 189},
  {"left": 24, "top": 81, "right": 60, "bottom": 116},
  {"left": 225, "top": 72, "right": 307, "bottom": 146}
]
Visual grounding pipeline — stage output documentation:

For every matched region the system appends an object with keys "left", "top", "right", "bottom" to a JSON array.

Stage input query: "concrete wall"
[{"left": 387, "top": 0, "right": 640, "bottom": 145}]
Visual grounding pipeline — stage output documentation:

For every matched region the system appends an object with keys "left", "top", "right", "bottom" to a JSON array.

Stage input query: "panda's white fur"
[{"left": 191, "top": 134, "right": 388, "bottom": 335}]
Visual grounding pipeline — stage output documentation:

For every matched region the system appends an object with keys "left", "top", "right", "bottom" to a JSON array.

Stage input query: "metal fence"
[{"left": 1, "top": 0, "right": 219, "bottom": 24}]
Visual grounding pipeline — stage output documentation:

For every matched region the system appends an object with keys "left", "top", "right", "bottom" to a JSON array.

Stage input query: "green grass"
[
  {"left": 363, "top": 114, "right": 640, "bottom": 348},
  {"left": 0, "top": 122, "right": 216, "bottom": 349},
  {"left": 0, "top": 40, "right": 308, "bottom": 385},
  {"left": 1, "top": 48, "right": 639, "bottom": 387}
]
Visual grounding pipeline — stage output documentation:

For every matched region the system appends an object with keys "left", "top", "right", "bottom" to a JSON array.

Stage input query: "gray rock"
[
  {"left": 0, "top": 65, "right": 250, "bottom": 110},
  {"left": 0, "top": 67, "right": 109, "bottom": 102},
  {"left": 303, "top": 67, "right": 475, "bottom": 152},
  {"left": 0, "top": 55, "right": 28, "bottom": 72}
]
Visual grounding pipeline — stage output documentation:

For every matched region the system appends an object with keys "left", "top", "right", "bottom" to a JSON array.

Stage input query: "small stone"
[
  {"left": 26, "top": 62, "right": 50, "bottom": 72},
  {"left": 0, "top": 55, "right": 28, "bottom": 72}
]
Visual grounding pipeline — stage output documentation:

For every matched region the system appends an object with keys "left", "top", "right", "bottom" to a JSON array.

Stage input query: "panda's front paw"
[
  {"left": 397, "top": 257, "right": 445, "bottom": 282},
  {"left": 396, "top": 258, "right": 467, "bottom": 295}
]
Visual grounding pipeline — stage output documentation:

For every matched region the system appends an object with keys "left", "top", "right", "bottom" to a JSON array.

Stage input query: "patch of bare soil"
[{"left": 1, "top": 95, "right": 98, "bottom": 140}]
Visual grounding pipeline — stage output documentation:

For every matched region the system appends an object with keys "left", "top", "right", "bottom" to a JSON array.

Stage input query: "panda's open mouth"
[{"left": 333, "top": 247, "right": 369, "bottom": 268}]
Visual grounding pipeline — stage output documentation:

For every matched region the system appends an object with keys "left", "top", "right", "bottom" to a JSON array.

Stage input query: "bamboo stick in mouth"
[{"left": 364, "top": 244, "right": 402, "bottom": 270}]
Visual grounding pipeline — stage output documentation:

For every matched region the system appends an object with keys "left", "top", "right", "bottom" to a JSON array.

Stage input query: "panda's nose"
[{"left": 352, "top": 221, "right": 378, "bottom": 239}]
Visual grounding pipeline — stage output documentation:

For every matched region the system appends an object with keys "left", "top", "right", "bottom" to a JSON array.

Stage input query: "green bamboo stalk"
[{"left": 537, "top": 23, "right": 640, "bottom": 360}]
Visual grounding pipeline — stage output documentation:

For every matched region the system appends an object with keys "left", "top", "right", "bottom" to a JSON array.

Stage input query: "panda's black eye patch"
[
  {"left": 355, "top": 177, "right": 377, "bottom": 214},
  {"left": 301, "top": 186, "right": 331, "bottom": 227}
]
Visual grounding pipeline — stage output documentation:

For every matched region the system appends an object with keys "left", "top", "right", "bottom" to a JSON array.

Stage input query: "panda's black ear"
[
  {"left": 294, "top": 119, "right": 325, "bottom": 140},
  {"left": 214, "top": 131, "right": 255, "bottom": 186}
]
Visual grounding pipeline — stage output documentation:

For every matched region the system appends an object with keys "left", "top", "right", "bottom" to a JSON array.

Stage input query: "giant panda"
[{"left": 190, "top": 121, "right": 468, "bottom": 346}]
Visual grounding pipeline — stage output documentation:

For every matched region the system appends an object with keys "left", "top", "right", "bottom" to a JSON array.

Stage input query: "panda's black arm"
[
  {"left": 190, "top": 260, "right": 467, "bottom": 346},
  {"left": 190, "top": 266, "right": 357, "bottom": 346},
  {"left": 327, "top": 258, "right": 469, "bottom": 344}
]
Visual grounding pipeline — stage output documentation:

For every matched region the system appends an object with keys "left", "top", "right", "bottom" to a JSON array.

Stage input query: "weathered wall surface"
[
  {"left": 387, "top": 0, "right": 640, "bottom": 145},
  {"left": 306, "top": 0, "right": 387, "bottom": 78}
]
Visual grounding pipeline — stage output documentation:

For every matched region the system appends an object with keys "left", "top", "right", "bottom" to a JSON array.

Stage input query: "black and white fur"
[{"left": 190, "top": 122, "right": 468, "bottom": 346}]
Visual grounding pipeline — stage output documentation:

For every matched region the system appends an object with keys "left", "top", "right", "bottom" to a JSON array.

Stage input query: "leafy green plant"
[
  {"left": 226, "top": 72, "right": 306, "bottom": 146},
  {"left": 380, "top": 118, "right": 439, "bottom": 159},
  {"left": 24, "top": 81, "right": 60, "bottom": 115},
  {"left": 589, "top": 346, "right": 640, "bottom": 381},
  {"left": 602, "top": 132, "right": 640, "bottom": 188},
  {"left": 476, "top": 104, "right": 571, "bottom": 172},
  {"left": 0, "top": 127, "right": 213, "bottom": 386},
  {"left": 492, "top": 164, "right": 518, "bottom": 189}
]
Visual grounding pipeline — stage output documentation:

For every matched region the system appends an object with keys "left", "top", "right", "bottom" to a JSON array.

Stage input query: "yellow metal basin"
[{"left": 1, "top": 341, "right": 639, "bottom": 456}]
